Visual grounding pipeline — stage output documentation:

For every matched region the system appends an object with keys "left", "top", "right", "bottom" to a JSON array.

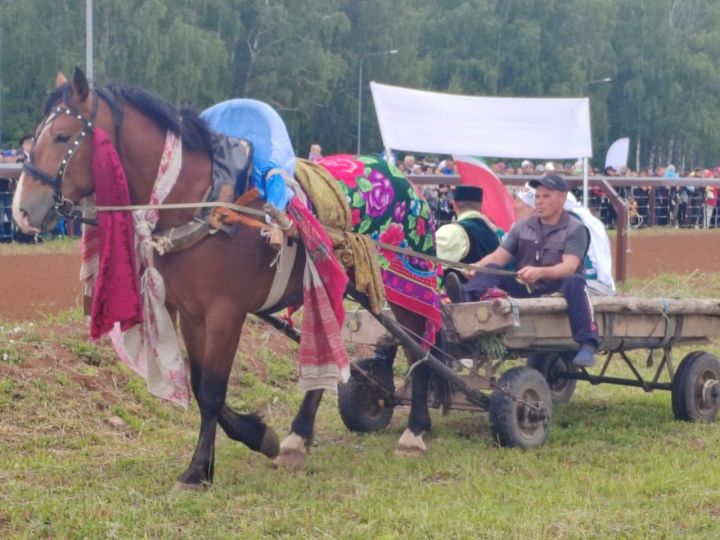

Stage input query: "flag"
[
  {"left": 453, "top": 155, "right": 515, "bottom": 232},
  {"left": 605, "top": 137, "right": 629, "bottom": 171}
]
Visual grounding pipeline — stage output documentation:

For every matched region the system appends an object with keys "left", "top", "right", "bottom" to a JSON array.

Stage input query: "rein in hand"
[{"left": 86, "top": 200, "right": 517, "bottom": 278}]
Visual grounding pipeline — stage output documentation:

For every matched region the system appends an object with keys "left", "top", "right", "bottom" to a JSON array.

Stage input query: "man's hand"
[
  {"left": 462, "top": 247, "right": 513, "bottom": 279},
  {"left": 516, "top": 265, "right": 545, "bottom": 284}
]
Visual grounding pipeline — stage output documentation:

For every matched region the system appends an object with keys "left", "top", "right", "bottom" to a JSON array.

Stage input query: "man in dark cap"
[
  {"left": 436, "top": 185, "right": 503, "bottom": 282},
  {"left": 445, "top": 174, "right": 599, "bottom": 367}
]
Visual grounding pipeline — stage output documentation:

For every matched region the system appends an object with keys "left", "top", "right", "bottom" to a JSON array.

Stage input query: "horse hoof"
[
  {"left": 272, "top": 433, "right": 308, "bottom": 469},
  {"left": 259, "top": 427, "right": 280, "bottom": 459},
  {"left": 272, "top": 449, "right": 307, "bottom": 469},
  {"left": 395, "top": 428, "right": 427, "bottom": 457},
  {"left": 171, "top": 481, "right": 209, "bottom": 493}
]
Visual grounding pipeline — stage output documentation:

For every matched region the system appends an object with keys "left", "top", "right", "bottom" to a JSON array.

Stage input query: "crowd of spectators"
[
  {"left": 2, "top": 143, "right": 720, "bottom": 244},
  {"left": 0, "top": 141, "right": 26, "bottom": 242},
  {"left": 399, "top": 154, "right": 720, "bottom": 231},
  {"left": 1, "top": 134, "right": 50, "bottom": 242}
]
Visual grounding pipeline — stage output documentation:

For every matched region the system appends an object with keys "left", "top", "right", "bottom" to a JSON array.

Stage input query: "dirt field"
[
  {"left": 612, "top": 229, "right": 720, "bottom": 278},
  {"left": 0, "top": 230, "right": 719, "bottom": 321},
  {"left": 0, "top": 253, "right": 82, "bottom": 321}
]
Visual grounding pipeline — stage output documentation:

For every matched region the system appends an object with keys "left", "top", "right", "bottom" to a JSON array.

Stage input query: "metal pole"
[
  {"left": 86, "top": 0, "right": 93, "bottom": 88},
  {"left": 579, "top": 78, "right": 611, "bottom": 208},
  {"left": 357, "top": 49, "right": 398, "bottom": 156},
  {"left": 357, "top": 56, "right": 364, "bottom": 155},
  {"left": 583, "top": 157, "right": 589, "bottom": 209},
  {"left": 0, "top": 8, "right": 3, "bottom": 149}
]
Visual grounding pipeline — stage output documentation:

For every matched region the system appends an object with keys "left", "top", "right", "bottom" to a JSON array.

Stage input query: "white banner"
[
  {"left": 604, "top": 137, "right": 630, "bottom": 170},
  {"left": 370, "top": 82, "right": 592, "bottom": 159}
]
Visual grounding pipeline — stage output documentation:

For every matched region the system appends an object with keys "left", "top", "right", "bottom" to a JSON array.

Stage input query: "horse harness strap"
[
  {"left": 93, "top": 198, "right": 516, "bottom": 277},
  {"left": 22, "top": 90, "right": 104, "bottom": 226},
  {"left": 142, "top": 189, "right": 269, "bottom": 256}
]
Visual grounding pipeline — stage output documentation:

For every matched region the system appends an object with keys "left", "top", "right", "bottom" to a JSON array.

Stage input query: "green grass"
[
  {"left": 0, "top": 237, "right": 79, "bottom": 255},
  {"left": 1, "top": 273, "right": 720, "bottom": 538}
]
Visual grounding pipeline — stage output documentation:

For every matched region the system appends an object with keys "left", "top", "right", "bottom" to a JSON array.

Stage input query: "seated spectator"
[
  {"left": 520, "top": 160, "right": 534, "bottom": 175},
  {"left": 436, "top": 186, "right": 502, "bottom": 281},
  {"left": 511, "top": 184, "right": 615, "bottom": 295},
  {"left": 705, "top": 173, "right": 717, "bottom": 229},
  {"left": 403, "top": 155, "right": 416, "bottom": 172},
  {"left": 445, "top": 174, "right": 599, "bottom": 368},
  {"left": 512, "top": 185, "right": 537, "bottom": 221},
  {"left": 438, "top": 158, "right": 455, "bottom": 175},
  {"left": 308, "top": 143, "right": 322, "bottom": 162}
]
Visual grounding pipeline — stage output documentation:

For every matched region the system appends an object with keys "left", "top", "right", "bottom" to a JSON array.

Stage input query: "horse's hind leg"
[{"left": 273, "top": 389, "right": 324, "bottom": 469}]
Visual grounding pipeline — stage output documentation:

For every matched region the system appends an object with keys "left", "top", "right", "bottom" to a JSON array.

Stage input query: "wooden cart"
[{"left": 338, "top": 296, "right": 720, "bottom": 449}]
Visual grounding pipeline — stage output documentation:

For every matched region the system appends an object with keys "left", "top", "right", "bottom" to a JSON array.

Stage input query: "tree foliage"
[{"left": 2, "top": 0, "right": 720, "bottom": 168}]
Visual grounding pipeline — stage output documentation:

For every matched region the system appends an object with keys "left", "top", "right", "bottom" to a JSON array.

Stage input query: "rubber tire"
[
  {"left": 671, "top": 351, "right": 720, "bottom": 422},
  {"left": 527, "top": 352, "right": 577, "bottom": 403},
  {"left": 489, "top": 366, "right": 552, "bottom": 449},
  {"left": 338, "top": 357, "right": 395, "bottom": 433}
]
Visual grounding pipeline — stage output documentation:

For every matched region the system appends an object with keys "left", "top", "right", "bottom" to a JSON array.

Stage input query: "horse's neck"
[{"left": 118, "top": 107, "right": 212, "bottom": 228}]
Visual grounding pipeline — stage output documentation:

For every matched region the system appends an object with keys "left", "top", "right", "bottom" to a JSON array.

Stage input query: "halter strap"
[
  {"left": 21, "top": 90, "right": 102, "bottom": 225},
  {"left": 22, "top": 90, "right": 100, "bottom": 196}
]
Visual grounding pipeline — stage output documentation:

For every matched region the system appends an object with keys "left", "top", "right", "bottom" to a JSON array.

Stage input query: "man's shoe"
[
  {"left": 572, "top": 344, "right": 596, "bottom": 368},
  {"left": 444, "top": 272, "right": 464, "bottom": 304}
]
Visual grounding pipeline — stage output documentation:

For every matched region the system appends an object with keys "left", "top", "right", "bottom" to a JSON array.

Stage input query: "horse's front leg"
[
  {"left": 273, "top": 389, "right": 324, "bottom": 469},
  {"left": 174, "top": 311, "right": 244, "bottom": 490}
]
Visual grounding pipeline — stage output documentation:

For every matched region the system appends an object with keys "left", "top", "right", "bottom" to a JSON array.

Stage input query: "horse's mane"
[{"left": 44, "top": 82, "right": 212, "bottom": 156}]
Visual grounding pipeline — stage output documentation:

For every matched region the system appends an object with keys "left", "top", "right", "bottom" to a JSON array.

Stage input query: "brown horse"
[{"left": 13, "top": 68, "right": 437, "bottom": 489}]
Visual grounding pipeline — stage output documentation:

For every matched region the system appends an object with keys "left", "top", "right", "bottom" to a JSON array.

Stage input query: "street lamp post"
[
  {"left": 0, "top": 9, "right": 3, "bottom": 149},
  {"left": 579, "top": 77, "right": 612, "bottom": 97},
  {"left": 580, "top": 77, "right": 612, "bottom": 208},
  {"left": 357, "top": 49, "right": 397, "bottom": 155},
  {"left": 86, "top": 0, "right": 94, "bottom": 88}
]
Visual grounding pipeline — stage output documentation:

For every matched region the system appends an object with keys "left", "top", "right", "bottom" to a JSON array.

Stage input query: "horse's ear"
[
  {"left": 71, "top": 67, "right": 90, "bottom": 102},
  {"left": 55, "top": 71, "right": 68, "bottom": 87}
]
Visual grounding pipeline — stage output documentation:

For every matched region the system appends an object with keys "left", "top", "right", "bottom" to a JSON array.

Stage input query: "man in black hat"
[
  {"left": 436, "top": 185, "right": 502, "bottom": 281},
  {"left": 445, "top": 174, "right": 599, "bottom": 367}
]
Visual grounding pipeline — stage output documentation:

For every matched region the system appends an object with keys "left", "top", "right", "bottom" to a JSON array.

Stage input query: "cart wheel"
[
  {"left": 338, "top": 357, "right": 395, "bottom": 433},
  {"left": 490, "top": 366, "right": 552, "bottom": 449},
  {"left": 671, "top": 351, "right": 720, "bottom": 422},
  {"left": 527, "top": 352, "right": 577, "bottom": 403}
]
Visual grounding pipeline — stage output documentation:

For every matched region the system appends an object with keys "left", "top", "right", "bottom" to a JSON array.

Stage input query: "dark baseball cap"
[{"left": 529, "top": 174, "right": 569, "bottom": 193}]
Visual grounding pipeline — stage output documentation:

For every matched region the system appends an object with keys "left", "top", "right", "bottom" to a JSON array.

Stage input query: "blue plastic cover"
[{"left": 201, "top": 99, "right": 295, "bottom": 210}]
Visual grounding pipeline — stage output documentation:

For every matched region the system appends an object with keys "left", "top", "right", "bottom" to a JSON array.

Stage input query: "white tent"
[{"left": 370, "top": 82, "right": 594, "bottom": 205}]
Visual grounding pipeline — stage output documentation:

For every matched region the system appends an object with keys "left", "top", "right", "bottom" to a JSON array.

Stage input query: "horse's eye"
[{"left": 54, "top": 133, "right": 71, "bottom": 144}]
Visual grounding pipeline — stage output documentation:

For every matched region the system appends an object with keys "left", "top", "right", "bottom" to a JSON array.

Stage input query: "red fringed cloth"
[
  {"left": 287, "top": 197, "right": 350, "bottom": 390},
  {"left": 87, "top": 128, "right": 142, "bottom": 339},
  {"left": 81, "top": 130, "right": 189, "bottom": 408}
]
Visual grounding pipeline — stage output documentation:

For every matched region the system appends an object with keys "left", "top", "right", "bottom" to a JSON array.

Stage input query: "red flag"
[{"left": 454, "top": 155, "right": 515, "bottom": 232}]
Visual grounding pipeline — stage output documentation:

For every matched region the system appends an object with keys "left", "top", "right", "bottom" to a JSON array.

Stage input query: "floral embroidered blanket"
[{"left": 317, "top": 155, "right": 442, "bottom": 345}]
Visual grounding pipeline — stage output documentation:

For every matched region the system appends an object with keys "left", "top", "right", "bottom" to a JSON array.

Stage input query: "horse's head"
[{"left": 13, "top": 68, "right": 98, "bottom": 233}]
